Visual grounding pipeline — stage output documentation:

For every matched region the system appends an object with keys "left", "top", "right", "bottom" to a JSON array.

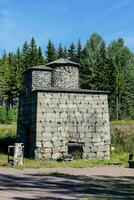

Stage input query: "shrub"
[
  {"left": 0, "top": 124, "right": 16, "bottom": 153},
  {"left": 111, "top": 121, "right": 134, "bottom": 153},
  {"left": 0, "top": 106, "right": 17, "bottom": 124}
]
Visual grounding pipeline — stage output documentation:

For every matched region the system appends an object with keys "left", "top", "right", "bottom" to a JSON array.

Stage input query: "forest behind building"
[{"left": 0, "top": 33, "right": 134, "bottom": 122}]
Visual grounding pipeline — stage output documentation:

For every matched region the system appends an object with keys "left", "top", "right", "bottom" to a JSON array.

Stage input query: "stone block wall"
[
  {"left": 35, "top": 91, "right": 110, "bottom": 160},
  {"left": 32, "top": 70, "right": 52, "bottom": 90},
  {"left": 17, "top": 92, "right": 37, "bottom": 156},
  {"left": 52, "top": 66, "right": 79, "bottom": 89},
  {"left": 24, "top": 70, "right": 52, "bottom": 93}
]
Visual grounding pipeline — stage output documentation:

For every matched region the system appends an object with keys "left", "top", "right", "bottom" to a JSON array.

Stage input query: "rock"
[{"left": 52, "top": 153, "right": 62, "bottom": 160}]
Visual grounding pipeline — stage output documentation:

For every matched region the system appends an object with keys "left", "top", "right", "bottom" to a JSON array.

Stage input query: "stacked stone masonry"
[
  {"left": 35, "top": 92, "right": 110, "bottom": 160},
  {"left": 51, "top": 66, "right": 79, "bottom": 89},
  {"left": 17, "top": 58, "right": 110, "bottom": 160}
]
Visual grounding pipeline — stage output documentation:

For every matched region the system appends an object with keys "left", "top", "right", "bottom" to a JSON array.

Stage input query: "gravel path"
[{"left": 0, "top": 166, "right": 134, "bottom": 200}]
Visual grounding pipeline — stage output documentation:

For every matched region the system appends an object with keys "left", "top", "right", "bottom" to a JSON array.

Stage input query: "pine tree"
[
  {"left": 21, "top": 41, "right": 30, "bottom": 70},
  {"left": 76, "top": 39, "right": 82, "bottom": 63},
  {"left": 58, "top": 43, "right": 65, "bottom": 58},
  {"left": 0, "top": 51, "right": 16, "bottom": 110},
  {"left": 29, "top": 37, "right": 39, "bottom": 67},
  {"left": 14, "top": 48, "right": 23, "bottom": 93},
  {"left": 68, "top": 42, "right": 76, "bottom": 61},
  {"left": 7, "top": 52, "right": 16, "bottom": 107},
  {"left": 107, "top": 38, "right": 134, "bottom": 120},
  {"left": 46, "top": 39, "right": 57, "bottom": 62},
  {"left": 80, "top": 33, "right": 106, "bottom": 90},
  {"left": 38, "top": 46, "right": 45, "bottom": 65},
  {"left": 79, "top": 47, "right": 92, "bottom": 89},
  {"left": 0, "top": 50, "right": 8, "bottom": 95},
  {"left": 63, "top": 47, "right": 68, "bottom": 59},
  {"left": 94, "top": 40, "right": 108, "bottom": 90}
]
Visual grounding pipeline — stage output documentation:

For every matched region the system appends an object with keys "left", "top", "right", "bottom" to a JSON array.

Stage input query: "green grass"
[
  {"left": 0, "top": 121, "right": 132, "bottom": 168},
  {"left": 0, "top": 123, "right": 16, "bottom": 153},
  {"left": 111, "top": 120, "right": 134, "bottom": 152},
  {"left": 0, "top": 106, "right": 17, "bottom": 124},
  {"left": 0, "top": 151, "right": 128, "bottom": 168},
  {"left": 111, "top": 120, "right": 134, "bottom": 125},
  {"left": 0, "top": 123, "right": 16, "bottom": 136}
]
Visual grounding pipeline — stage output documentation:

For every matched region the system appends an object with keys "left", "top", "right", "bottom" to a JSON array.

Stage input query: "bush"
[
  {"left": 0, "top": 124, "right": 16, "bottom": 153},
  {"left": 111, "top": 121, "right": 134, "bottom": 153},
  {"left": 0, "top": 106, "right": 17, "bottom": 124}
]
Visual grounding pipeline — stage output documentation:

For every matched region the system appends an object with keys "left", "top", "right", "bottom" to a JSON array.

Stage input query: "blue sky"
[{"left": 0, "top": 0, "right": 134, "bottom": 55}]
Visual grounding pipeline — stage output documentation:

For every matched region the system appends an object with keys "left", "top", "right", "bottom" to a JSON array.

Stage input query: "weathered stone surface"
[
  {"left": 42, "top": 142, "right": 53, "bottom": 148},
  {"left": 17, "top": 58, "right": 110, "bottom": 161},
  {"left": 52, "top": 153, "right": 62, "bottom": 160},
  {"left": 13, "top": 143, "right": 24, "bottom": 166}
]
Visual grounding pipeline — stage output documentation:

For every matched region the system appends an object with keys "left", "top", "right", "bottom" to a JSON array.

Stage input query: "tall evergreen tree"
[
  {"left": 107, "top": 38, "right": 134, "bottom": 120},
  {"left": 21, "top": 41, "right": 30, "bottom": 70},
  {"left": 63, "top": 47, "right": 68, "bottom": 59},
  {"left": 0, "top": 51, "right": 16, "bottom": 109},
  {"left": 14, "top": 48, "right": 23, "bottom": 93},
  {"left": 76, "top": 39, "right": 82, "bottom": 63},
  {"left": 80, "top": 33, "right": 106, "bottom": 90},
  {"left": 7, "top": 52, "right": 16, "bottom": 107},
  {"left": 28, "top": 37, "right": 39, "bottom": 67},
  {"left": 0, "top": 50, "right": 8, "bottom": 96},
  {"left": 58, "top": 43, "right": 65, "bottom": 58},
  {"left": 38, "top": 46, "right": 45, "bottom": 65},
  {"left": 68, "top": 42, "right": 76, "bottom": 61},
  {"left": 46, "top": 39, "right": 57, "bottom": 62},
  {"left": 94, "top": 40, "right": 108, "bottom": 90}
]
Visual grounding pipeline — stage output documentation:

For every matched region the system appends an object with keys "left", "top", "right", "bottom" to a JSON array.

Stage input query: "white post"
[{"left": 14, "top": 143, "right": 24, "bottom": 166}]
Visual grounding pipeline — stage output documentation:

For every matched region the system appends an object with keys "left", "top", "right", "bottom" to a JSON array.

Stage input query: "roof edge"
[
  {"left": 31, "top": 88, "right": 110, "bottom": 95},
  {"left": 23, "top": 65, "right": 53, "bottom": 73},
  {"left": 46, "top": 58, "right": 80, "bottom": 67}
]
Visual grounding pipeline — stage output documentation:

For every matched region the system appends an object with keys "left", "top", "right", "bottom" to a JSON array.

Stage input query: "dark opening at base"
[{"left": 68, "top": 142, "right": 84, "bottom": 159}]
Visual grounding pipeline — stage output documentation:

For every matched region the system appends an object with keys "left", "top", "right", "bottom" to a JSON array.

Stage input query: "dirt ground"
[{"left": 0, "top": 166, "right": 134, "bottom": 200}]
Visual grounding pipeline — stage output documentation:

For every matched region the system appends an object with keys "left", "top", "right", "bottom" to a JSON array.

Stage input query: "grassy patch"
[
  {"left": 0, "top": 151, "right": 128, "bottom": 168},
  {"left": 0, "top": 106, "right": 17, "bottom": 124},
  {"left": 0, "top": 121, "right": 132, "bottom": 168},
  {"left": 24, "top": 158, "right": 109, "bottom": 168},
  {"left": 22, "top": 152, "right": 129, "bottom": 168},
  {"left": 111, "top": 120, "right": 134, "bottom": 152},
  {"left": 111, "top": 120, "right": 134, "bottom": 125},
  {"left": 0, "top": 154, "right": 8, "bottom": 166},
  {"left": 0, "top": 123, "right": 16, "bottom": 153}
]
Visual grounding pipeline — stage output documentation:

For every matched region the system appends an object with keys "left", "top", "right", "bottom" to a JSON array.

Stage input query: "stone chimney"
[{"left": 46, "top": 58, "right": 80, "bottom": 89}]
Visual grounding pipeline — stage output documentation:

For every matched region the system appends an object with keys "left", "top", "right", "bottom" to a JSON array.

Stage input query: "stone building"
[{"left": 17, "top": 58, "right": 110, "bottom": 160}]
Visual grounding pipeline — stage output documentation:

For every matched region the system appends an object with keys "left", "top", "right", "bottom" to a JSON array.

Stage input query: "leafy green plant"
[
  {"left": 0, "top": 106, "right": 17, "bottom": 124},
  {"left": 111, "top": 121, "right": 134, "bottom": 152},
  {"left": 0, "top": 124, "right": 16, "bottom": 153}
]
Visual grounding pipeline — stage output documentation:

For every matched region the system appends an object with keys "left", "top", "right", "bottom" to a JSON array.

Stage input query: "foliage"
[
  {"left": 0, "top": 124, "right": 16, "bottom": 153},
  {"left": 76, "top": 39, "right": 82, "bottom": 63},
  {"left": 111, "top": 121, "right": 134, "bottom": 152},
  {"left": 0, "top": 106, "right": 17, "bottom": 124},
  {"left": 68, "top": 42, "right": 76, "bottom": 61},
  {"left": 0, "top": 34, "right": 134, "bottom": 120},
  {"left": 58, "top": 43, "right": 66, "bottom": 58},
  {"left": 0, "top": 151, "right": 128, "bottom": 168},
  {"left": 80, "top": 33, "right": 108, "bottom": 90},
  {"left": 46, "top": 39, "right": 57, "bottom": 62},
  {"left": 107, "top": 38, "right": 134, "bottom": 120},
  {"left": 0, "top": 121, "right": 133, "bottom": 167}
]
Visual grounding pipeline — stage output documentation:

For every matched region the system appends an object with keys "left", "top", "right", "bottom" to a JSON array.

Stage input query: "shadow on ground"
[{"left": 0, "top": 171, "right": 134, "bottom": 200}]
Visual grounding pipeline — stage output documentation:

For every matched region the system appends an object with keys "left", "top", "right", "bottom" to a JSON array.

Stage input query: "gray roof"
[
  {"left": 30, "top": 65, "right": 52, "bottom": 70},
  {"left": 46, "top": 58, "right": 80, "bottom": 67},
  {"left": 24, "top": 65, "right": 53, "bottom": 73},
  {"left": 32, "top": 88, "right": 109, "bottom": 94}
]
